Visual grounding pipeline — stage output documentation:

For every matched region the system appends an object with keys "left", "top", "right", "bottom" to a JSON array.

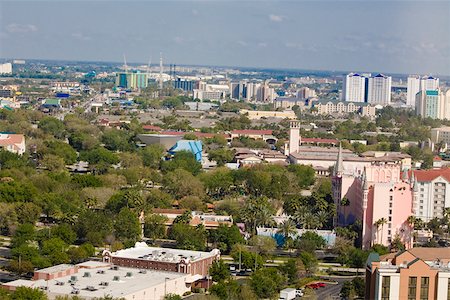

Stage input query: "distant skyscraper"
[
  {"left": 367, "top": 74, "right": 392, "bottom": 105},
  {"left": 407, "top": 75, "right": 421, "bottom": 107},
  {"left": 342, "top": 73, "right": 366, "bottom": 102},
  {"left": 115, "top": 72, "right": 148, "bottom": 89},
  {"left": 415, "top": 89, "right": 450, "bottom": 120},
  {"left": 421, "top": 75, "right": 439, "bottom": 91},
  {"left": 407, "top": 75, "right": 440, "bottom": 108},
  {"left": 0, "top": 63, "right": 12, "bottom": 74}
]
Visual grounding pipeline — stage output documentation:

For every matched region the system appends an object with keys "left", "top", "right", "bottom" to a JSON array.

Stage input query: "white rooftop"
[
  {"left": 109, "top": 243, "right": 219, "bottom": 264},
  {"left": 5, "top": 263, "right": 190, "bottom": 299}
]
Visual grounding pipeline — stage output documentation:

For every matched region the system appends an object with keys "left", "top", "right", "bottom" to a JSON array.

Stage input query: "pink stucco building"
[{"left": 332, "top": 145, "right": 413, "bottom": 249}]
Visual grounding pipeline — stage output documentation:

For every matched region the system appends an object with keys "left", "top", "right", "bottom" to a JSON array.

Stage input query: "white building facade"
[
  {"left": 411, "top": 169, "right": 450, "bottom": 222},
  {"left": 367, "top": 74, "right": 392, "bottom": 105},
  {"left": 342, "top": 73, "right": 366, "bottom": 102}
]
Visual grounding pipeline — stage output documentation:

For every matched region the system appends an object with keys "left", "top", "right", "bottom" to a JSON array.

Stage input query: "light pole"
[{"left": 164, "top": 277, "right": 169, "bottom": 297}]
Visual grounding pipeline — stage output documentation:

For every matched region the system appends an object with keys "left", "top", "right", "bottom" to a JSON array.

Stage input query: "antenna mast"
[
  {"left": 146, "top": 56, "right": 152, "bottom": 74},
  {"left": 123, "top": 54, "right": 128, "bottom": 73},
  {"left": 159, "top": 52, "right": 163, "bottom": 90}
]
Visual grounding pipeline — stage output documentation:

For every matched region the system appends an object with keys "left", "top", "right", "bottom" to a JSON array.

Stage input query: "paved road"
[{"left": 314, "top": 277, "right": 349, "bottom": 300}]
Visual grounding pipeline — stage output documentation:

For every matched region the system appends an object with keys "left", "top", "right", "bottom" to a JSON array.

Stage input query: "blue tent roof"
[{"left": 168, "top": 140, "right": 203, "bottom": 162}]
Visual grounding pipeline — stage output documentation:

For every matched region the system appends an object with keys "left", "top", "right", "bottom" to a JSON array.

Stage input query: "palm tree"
[
  {"left": 315, "top": 211, "right": 329, "bottom": 229},
  {"left": 293, "top": 206, "right": 309, "bottom": 229},
  {"left": 277, "top": 219, "right": 297, "bottom": 249},
  {"left": 303, "top": 212, "right": 320, "bottom": 230},
  {"left": 375, "top": 218, "right": 388, "bottom": 244},
  {"left": 407, "top": 215, "right": 416, "bottom": 227}
]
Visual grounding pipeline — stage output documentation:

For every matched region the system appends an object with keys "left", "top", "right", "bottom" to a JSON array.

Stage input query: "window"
[
  {"left": 390, "top": 196, "right": 393, "bottom": 201},
  {"left": 381, "top": 276, "right": 390, "bottom": 300},
  {"left": 421, "top": 188, "right": 424, "bottom": 191},
  {"left": 448, "top": 279, "right": 450, "bottom": 300},
  {"left": 420, "top": 277, "right": 429, "bottom": 300},
  {"left": 408, "top": 277, "right": 417, "bottom": 300},
  {"left": 389, "top": 210, "right": 392, "bottom": 215},
  {"left": 389, "top": 217, "right": 392, "bottom": 221}
]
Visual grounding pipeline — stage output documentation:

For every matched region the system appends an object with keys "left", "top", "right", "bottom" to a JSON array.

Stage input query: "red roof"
[
  {"left": 142, "top": 125, "right": 162, "bottom": 131},
  {"left": 152, "top": 208, "right": 186, "bottom": 214},
  {"left": 301, "top": 137, "right": 338, "bottom": 144},
  {"left": 161, "top": 131, "right": 228, "bottom": 139},
  {"left": 434, "top": 156, "right": 442, "bottom": 161},
  {"left": 410, "top": 168, "right": 450, "bottom": 182},
  {"left": 232, "top": 129, "right": 273, "bottom": 135}
]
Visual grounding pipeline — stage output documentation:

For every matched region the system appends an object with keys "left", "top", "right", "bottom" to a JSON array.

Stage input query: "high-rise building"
[
  {"left": 342, "top": 73, "right": 366, "bottom": 102},
  {"left": 421, "top": 75, "right": 439, "bottom": 91},
  {"left": 410, "top": 169, "right": 450, "bottom": 222},
  {"left": 415, "top": 89, "right": 450, "bottom": 120},
  {"left": 0, "top": 63, "right": 12, "bottom": 74},
  {"left": 173, "top": 77, "right": 196, "bottom": 91},
  {"left": 407, "top": 75, "right": 440, "bottom": 108},
  {"left": 297, "top": 87, "right": 317, "bottom": 100},
  {"left": 407, "top": 75, "right": 421, "bottom": 107},
  {"left": 115, "top": 72, "right": 148, "bottom": 89},
  {"left": 367, "top": 74, "right": 392, "bottom": 105}
]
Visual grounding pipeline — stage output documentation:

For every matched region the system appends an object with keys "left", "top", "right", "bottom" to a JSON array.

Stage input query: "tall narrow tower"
[
  {"left": 159, "top": 52, "right": 163, "bottom": 90},
  {"left": 289, "top": 120, "right": 301, "bottom": 155}
]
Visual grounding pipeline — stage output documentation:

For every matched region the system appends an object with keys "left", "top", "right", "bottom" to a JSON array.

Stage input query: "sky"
[{"left": 0, "top": 0, "right": 449, "bottom": 75}]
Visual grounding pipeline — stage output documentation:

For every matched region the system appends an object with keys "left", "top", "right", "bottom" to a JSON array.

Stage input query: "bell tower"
[{"left": 288, "top": 120, "right": 301, "bottom": 155}]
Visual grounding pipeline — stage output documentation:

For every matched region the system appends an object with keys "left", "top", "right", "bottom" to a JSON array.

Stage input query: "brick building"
[{"left": 102, "top": 243, "right": 220, "bottom": 277}]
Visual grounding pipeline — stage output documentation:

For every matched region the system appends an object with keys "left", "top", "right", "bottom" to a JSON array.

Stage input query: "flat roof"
[
  {"left": 4, "top": 264, "right": 190, "bottom": 299},
  {"left": 109, "top": 243, "right": 219, "bottom": 263},
  {"left": 36, "top": 264, "right": 75, "bottom": 274}
]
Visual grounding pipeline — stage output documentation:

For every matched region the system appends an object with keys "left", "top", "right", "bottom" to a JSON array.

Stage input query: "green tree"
[
  {"left": 164, "top": 294, "right": 182, "bottom": 300},
  {"left": 11, "top": 287, "right": 48, "bottom": 300},
  {"left": 279, "top": 258, "right": 299, "bottom": 284},
  {"left": 170, "top": 223, "right": 206, "bottom": 251},
  {"left": 140, "top": 144, "right": 165, "bottom": 168},
  {"left": 144, "top": 214, "right": 168, "bottom": 242},
  {"left": 299, "top": 251, "right": 318, "bottom": 276},
  {"left": 208, "top": 148, "right": 234, "bottom": 166},
  {"left": 163, "top": 169, "right": 205, "bottom": 198},
  {"left": 209, "top": 259, "right": 230, "bottom": 282},
  {"left": 39, "top": 116, "right": 65, "bottom": 139},
  {"left": 16, "top": 202, "right": 41, "bottom": 225},
  {"left": 277, "top": 219, "right": 297, "bottom": 249},
  {"left": 250, "top": 268, "right": 285, "bottom": 299},
  {"left": 161, "top": 151, "right": 202, "bottom": 175},
  {"left": 287, "top": 164, "right": 315, "bottom": 188},
  {"left": 101, "top": 128, "right": 132, "bottom": 152},
  {"left": 41, "top": 238, "right": 70, "bottom": 265},
  {"left": 208, "top": 225, "right": 243, "bottom": 254},
  {"left": 295, "top": 231, "right": 326, "bottom": 253},
  {"left": 51, "top": 223, "right": 77, "bottom": 245},
  {"left": 114, "top": 208, "right": 141, "bottom": 244},
  {"left": 199, "top": 167, "right": 234, "bottom": 198}
]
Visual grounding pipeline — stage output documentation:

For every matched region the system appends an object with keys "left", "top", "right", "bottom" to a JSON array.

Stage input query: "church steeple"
[{"left": 334, "top": 142, "right": 344, "bottom": 176}]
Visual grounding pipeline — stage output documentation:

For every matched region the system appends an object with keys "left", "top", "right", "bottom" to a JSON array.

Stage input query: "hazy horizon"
[{"left": 1, "top": 0, "right": 449, "bottom": 76}]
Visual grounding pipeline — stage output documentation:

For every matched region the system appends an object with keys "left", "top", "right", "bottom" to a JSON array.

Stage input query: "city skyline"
[{"left": 0, "top": 0, "right": 449, "bottom": 75}]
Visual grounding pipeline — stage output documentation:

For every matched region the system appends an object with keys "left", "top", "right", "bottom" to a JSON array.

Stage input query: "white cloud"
[
  {"left": 258, "top": 42, "right": 268, "bottom": 47},
  {"left": 71, "top": 32, "right": 91, "bottom": 41},
  {"left": 269, "top": 14, "right": 284, "bottom": 22},
  {"left": 173, "top": 36, "right": 184, "bottom": 44},
  {"left": 237, "top": 40, "right": 248, "bottom": 47},
  {"left": 192, "top": 9, "right": 199, "bottom": 16},
  {"left": 6, "top": 23, "right": 38, "bottom": 33}
]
